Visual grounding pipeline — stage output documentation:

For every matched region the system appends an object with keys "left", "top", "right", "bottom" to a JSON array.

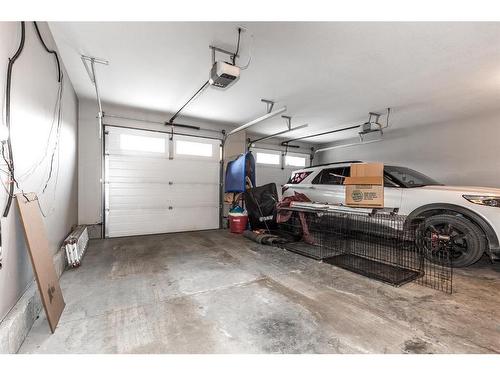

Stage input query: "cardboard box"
[
  {"left": 344, "top": 163, "right": 384, "bottom": 208},
  {"left": 349, "top": 162, "right": 384, "bottom": 178}
]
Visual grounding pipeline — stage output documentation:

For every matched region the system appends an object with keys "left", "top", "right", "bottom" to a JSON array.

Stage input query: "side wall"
[
  {"left": 316, "top": 113, "right": 500, "bottom": 188},
  {"left": 0, "top": 22, "right": 78, "bottom": 324}
]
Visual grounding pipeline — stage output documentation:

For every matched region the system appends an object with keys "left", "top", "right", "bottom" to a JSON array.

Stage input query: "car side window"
[
  {"left": 312, "top": 167, "right": 350, "bottom": 185},
  {"left": 384, "top": 174, "right": 400, "bottom": 187}
]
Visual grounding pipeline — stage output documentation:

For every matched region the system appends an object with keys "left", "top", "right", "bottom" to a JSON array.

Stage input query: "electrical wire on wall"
[
  {"left": 232, "top": 26, "right": 253, "bottom": 70},
  {"left": 1, "top": 21, "right": 65, "bottom": 218},
  {"left": 231, "top": 27, "right": 242, "bottom": 66},
  {"left": 1, "top": 21, "right": 27, "bottom": 216},
  {"left": 238, "top": 32, "right": 253, "bottom": 70}
]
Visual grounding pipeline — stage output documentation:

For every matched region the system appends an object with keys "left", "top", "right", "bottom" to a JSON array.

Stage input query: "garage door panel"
[
  {"left": 105, "top": 126, "right": 221, "bottom": 237},
  {"left": 107, "top": 207, "right": 219, "bottom": 237},
  {"left": 108, "top": 183, "right": 219, "bottom": 209},
  {"left": 108, "top": 156, "right": 219, "bottom": 184}
]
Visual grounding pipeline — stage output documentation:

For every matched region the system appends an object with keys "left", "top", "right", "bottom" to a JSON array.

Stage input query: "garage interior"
[{"left": 1, "top": 20, "right": 500, "bottom": 355}]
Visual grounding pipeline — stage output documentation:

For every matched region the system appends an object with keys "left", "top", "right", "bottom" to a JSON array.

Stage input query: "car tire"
[{"left": 417, "top": 214, "right": 486, "bottom": 268}]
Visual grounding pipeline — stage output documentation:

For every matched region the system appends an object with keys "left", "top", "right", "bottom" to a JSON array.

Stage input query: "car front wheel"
[{"left": 417, "top": 214, "right": 486, "bottom": 267}]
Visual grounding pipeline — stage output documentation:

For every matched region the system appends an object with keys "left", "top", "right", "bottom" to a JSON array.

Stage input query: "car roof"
[{"left": 300, "top": 161, "right": 363, "bottom": 170}]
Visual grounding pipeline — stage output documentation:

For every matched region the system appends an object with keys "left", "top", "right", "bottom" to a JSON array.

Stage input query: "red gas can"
[{"left": 229, "top": 214, "right": 248, "bottom": 234}]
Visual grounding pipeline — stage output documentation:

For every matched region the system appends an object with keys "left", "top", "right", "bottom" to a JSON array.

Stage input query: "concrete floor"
[{"left": 20, "top": 230, "right": 500, "bottom": 353}]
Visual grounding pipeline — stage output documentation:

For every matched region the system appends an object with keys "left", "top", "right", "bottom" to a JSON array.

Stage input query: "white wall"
[
  {"left": 316, "top": 112, "right": 500, "bottom": 188},
  {"left": 0, "top": 22, "right": 78, "bottom": 321}
]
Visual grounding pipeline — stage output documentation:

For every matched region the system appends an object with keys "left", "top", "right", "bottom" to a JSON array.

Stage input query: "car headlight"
[{"left": 463, "top": 195, "right": 500, "bottom": 207}]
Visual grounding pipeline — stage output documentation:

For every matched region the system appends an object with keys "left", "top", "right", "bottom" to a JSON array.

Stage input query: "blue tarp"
[{"left": 225, "top": 152, "right": 256, "bottom": 193}]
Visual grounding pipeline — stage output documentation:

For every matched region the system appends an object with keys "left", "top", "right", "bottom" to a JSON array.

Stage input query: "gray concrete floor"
[{"left": 19, "top": 230, "right": 500, "bottom": 353}]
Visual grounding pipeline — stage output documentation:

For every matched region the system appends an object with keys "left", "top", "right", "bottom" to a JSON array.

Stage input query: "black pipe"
[
  {"left": 167, "top": 80, "right": 209, "bottom": 124},
  {"left": 165, "top": 122, "right": 200, "bottom": 131},
  {"left": 249, "top": 144, "right": 300, "bottom": 151},
  {"left": 281, "top": 124, "right": 359, "bottom": 145},
  {"left": 33, "top": 22, "right": 61, "bottom": 82},
  {"left": 3, "top": 22, "right": 26, "bottom": 217}
]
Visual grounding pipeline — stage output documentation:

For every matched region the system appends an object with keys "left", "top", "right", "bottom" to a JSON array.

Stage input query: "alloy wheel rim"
[{"left": 423, "top": 222, "right": 468, "bottom": 261}]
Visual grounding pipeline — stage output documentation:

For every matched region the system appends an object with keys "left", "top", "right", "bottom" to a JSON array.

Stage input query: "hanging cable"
[
  {"left": 2, "top": 21, "right": 64, "bottom": 217},
  {"left": 18, "top": 75, "right": 63, "bottom": 181},
  {"left": 231, "top": 27, "right": 242, "bottom": 65},
  {"left": 33, "top": 21, "right": 61, "bottom": 82},
  {"left": 2, "top": 21, "right": 26, "bottom": 217},
  {"left": 32, "top": 22, "right": 65, "bottom": 214},
  {"left": 239, "top": 32, "right": 253, "bottom": 70},
  {"left": 41, "top": 74, "right": 64, "bottom": 194}
]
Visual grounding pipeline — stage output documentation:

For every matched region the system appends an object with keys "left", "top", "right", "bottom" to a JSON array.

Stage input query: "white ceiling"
[{"left": 49, "top": 22, "right": 500, "bottom": 144}]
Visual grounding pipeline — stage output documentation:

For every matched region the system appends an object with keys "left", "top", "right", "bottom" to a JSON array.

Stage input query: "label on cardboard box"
[{"left": 345, "top": 184, "right": 384, "bottom": 207}]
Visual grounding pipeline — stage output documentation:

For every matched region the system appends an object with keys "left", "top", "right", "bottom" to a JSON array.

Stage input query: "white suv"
[{"left": 282, "top": 161, "right": 500, "bottom": 267}]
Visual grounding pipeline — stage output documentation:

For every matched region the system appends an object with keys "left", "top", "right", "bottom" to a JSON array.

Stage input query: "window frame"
[
  {"left": 118, "top": 133, "right": 167, "bottom": 154},
  {"left": 312, "top": 166, "right": 351, "bottom": 185},
  {"left": 175, "top": 139, "right": 213, "bottom": 158},
  {"left": 255, "top": 150, "right": 281, "bottom": 167},
  {"left": 172, "top": 135, "right": 220, "bottom": 162},
  {"left": 284, "top": 154, "right": 307, "bottom": 168}
]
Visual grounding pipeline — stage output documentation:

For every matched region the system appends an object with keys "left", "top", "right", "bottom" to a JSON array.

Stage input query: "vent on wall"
[{"left": 63, "top": 226, "right": 89, "bottom": 268}]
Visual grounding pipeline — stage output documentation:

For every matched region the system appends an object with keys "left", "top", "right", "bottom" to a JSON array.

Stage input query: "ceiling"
[{"left": 49, "top": 22, "right": 500, "bottom": 144}]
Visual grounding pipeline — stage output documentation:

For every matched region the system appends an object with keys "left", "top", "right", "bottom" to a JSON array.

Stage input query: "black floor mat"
[
  {"left": 323, "top": 254, "right": 422, "bottom": 287},
  {"left": 282, "top": 242, "right": 323, "bottom": 260}
]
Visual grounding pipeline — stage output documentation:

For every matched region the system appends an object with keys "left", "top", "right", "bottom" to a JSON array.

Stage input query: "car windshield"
[{"left": 384, "top": 166, "right": 442, "bottom": 188}]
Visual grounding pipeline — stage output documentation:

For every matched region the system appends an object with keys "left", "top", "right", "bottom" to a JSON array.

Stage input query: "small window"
[
  {"left": 120, "top": 134, "right": 165, "bottom": 153},
  {"left": 285, "top": 155, "right": 307, "bottom": 167},
  {"left": 256, "top": 152, "right": 280, "bottom": 165},
  {"left": 176, "top": 140, "right": 213, "bottom": 157},
  {"left": 312, "top": 167, "right": 350, "bottom": 185}
]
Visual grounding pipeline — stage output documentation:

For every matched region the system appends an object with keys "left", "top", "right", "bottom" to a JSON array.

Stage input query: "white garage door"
[
  {"left": 253, "top": 148, "right": 310, "bottom": 198},
  {"left": 104, "top": 126, "right": 221, "bottom": 237}
]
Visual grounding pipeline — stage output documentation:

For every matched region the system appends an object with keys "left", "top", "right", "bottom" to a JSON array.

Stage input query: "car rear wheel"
[{"left": 417, "top": 214, "right": 485, "bottom": 267}]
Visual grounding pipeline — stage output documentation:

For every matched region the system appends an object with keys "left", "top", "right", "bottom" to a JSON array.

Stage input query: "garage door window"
[
  {"left": 285, "top": 155, "right": 307, "bottom": 167},
  {"left": 176, "top": 140, "right": 213, "bottom": 157},
  {"left": 256, "top": 152, "right": 280, "bottom": 165},
  {"left": 120, "top": 134, "right": 165, "bottom": 153}
]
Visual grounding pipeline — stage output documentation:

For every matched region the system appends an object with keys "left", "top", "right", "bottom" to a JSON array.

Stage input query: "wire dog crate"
[{"left": 277, "top": 206, "right": 452, "bottom": 293}]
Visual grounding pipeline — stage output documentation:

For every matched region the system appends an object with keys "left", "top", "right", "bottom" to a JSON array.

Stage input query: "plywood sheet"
[{"left": 16, "top": 193, "right": 65, "bottom": 333}]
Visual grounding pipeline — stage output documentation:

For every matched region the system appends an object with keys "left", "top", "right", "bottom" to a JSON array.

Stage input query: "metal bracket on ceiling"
[
  {"left": 228, "top": 100, "right": 286, "bottom": 137},
  {"left": 368, "top": 112, "right": 381, "bottom": 124},
  {"left": 81, "top": 55, "right": 109, "bottom": 84},
  {"left": 209, "top": 45, "right": 239, "bottom": 65},
  {"left": 261, "top": 99, "right": 275, "bottom": 114},
  {"left": 282, "top": 115, "right": 292, "bottom": 130},
  {"left": 81, "top": 55, "right": 109, "bottom": 123}
]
